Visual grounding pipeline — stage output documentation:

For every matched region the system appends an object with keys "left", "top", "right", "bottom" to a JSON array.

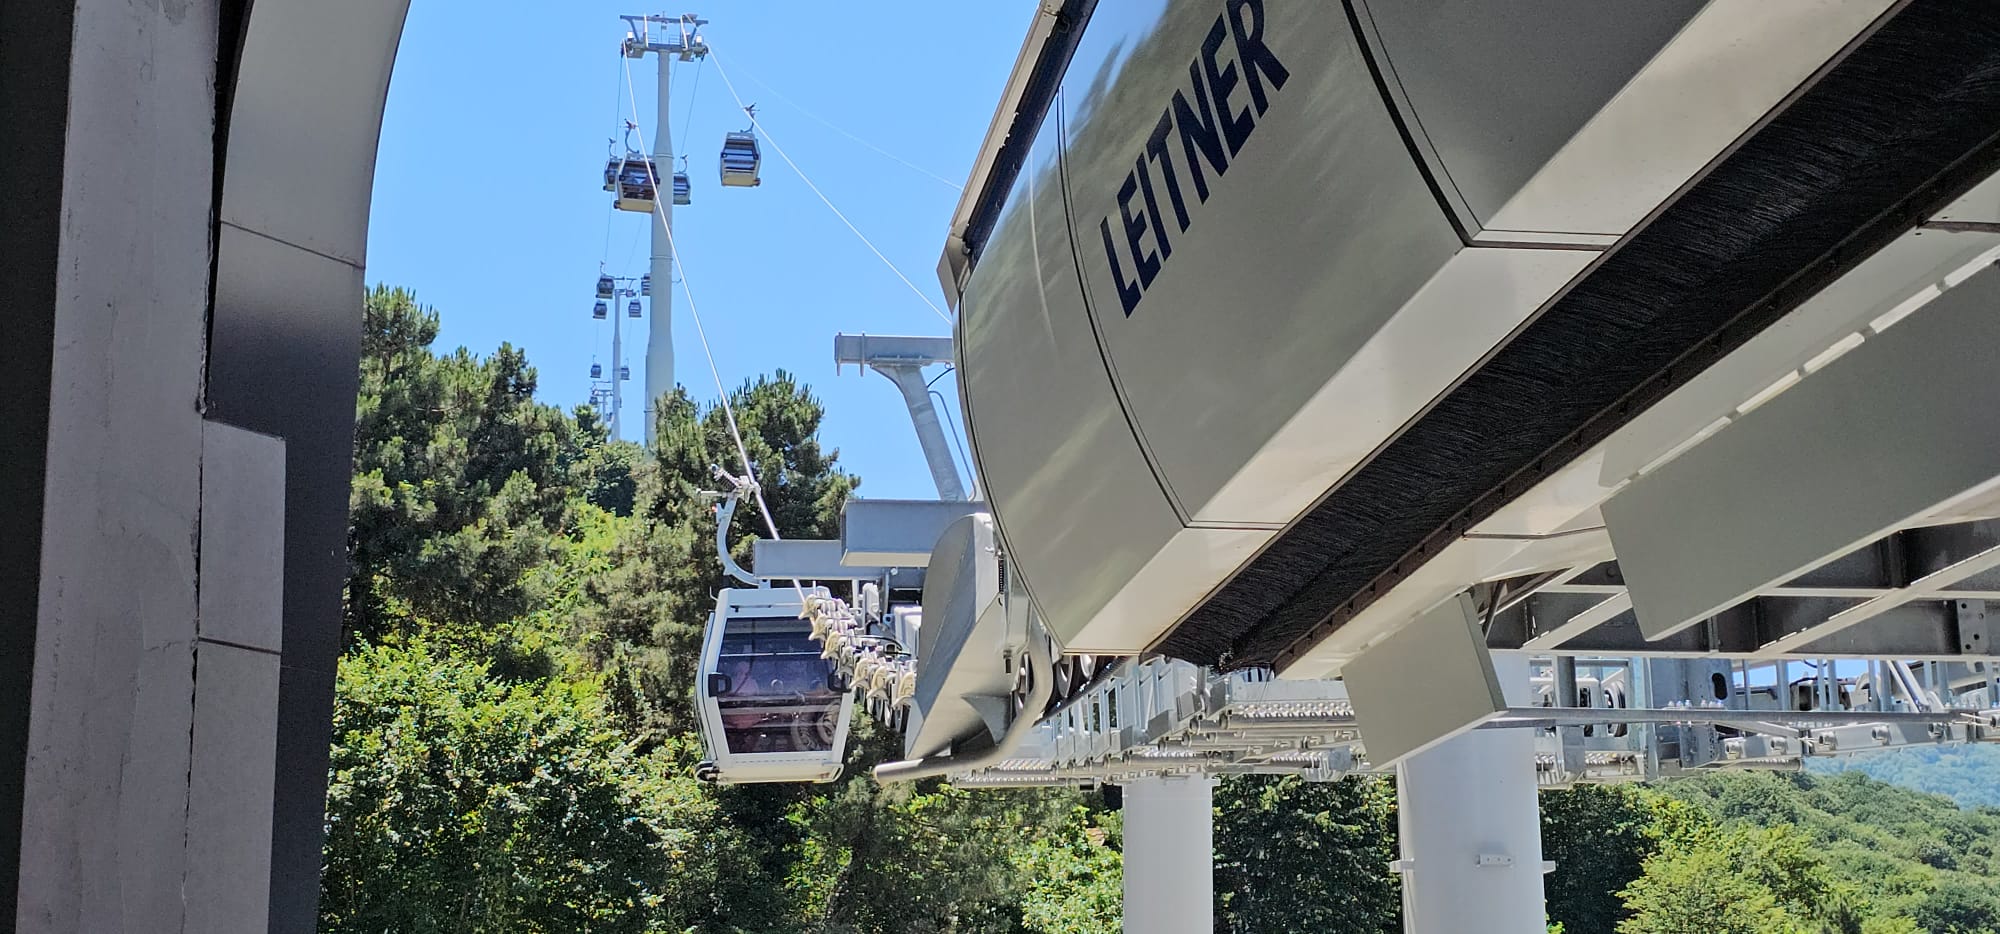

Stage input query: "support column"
[
  {"left": 1122, "top": 775, "right": 1215, "bottom": 934},
  {"left": 13, "top": 0, "right": 218, "bottom": 928},
  {"left": 879, "top": 364, "right": 967, "bottom": 501},
  {"left": 644, "top": 43, "right": 675, "bottom": 444},
  {"left": 1393, "top": 657, "right": 1547, "bottom": 934}
]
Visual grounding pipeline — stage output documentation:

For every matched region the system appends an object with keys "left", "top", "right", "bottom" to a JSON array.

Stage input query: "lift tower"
[{"left": 621, "top": 13, "right": 707, "bottom": 444}]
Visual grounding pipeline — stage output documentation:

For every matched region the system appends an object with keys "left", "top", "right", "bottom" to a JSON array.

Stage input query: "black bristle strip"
[{"left": 1161, "top": 0, "right": 2000, "bottom": 670}]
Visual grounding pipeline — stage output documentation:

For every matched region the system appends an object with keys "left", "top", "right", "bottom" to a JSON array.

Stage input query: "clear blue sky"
[{"left": 366, "top": 1, "right": 1030, "bottom": 500}]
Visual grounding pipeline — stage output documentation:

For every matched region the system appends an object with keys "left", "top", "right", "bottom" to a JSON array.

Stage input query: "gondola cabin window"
[{"left": 714, "top": 615, "right": 842, "bottom": 754}]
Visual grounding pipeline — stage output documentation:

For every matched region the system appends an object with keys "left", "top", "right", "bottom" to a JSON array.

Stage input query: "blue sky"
[{"left": 366, "top": 1, "right": 1030, "bottom": 500}]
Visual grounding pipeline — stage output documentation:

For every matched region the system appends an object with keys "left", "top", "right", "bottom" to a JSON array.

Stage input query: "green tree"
[
  {"left": 1619, "top": 823, "right": 1861, "bottom": 934},
  {"left": 1619, "top": 838, "right": 1807, "bottom": 934},
  {"left": 1542, "top": 785, "right": 1659, "bottom": 932},
  {"left": 1910, "top": 879, "right": 2000, "bottom": 934},
  {"left": 319, "top": 637, "right": 722, "bottom": 933},
  {"left": 347, "top": 286, "right": 595, "bottom": 644},
  {"left": 1213, "top": 775, "right": 1400, "bottom": 934},
  {"left": 1013, "top": 805, "right": 1122, "bottom": 934},
  {"left": 784, "top": 783, "right": 1072, "bottom": 934}
]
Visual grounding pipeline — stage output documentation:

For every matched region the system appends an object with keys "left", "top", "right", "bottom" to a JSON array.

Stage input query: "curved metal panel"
[
  {"left": 222, "top": 0, "right": 410, "bottom": 266},
  {"left": 1058, "top": 0, "right": 1460, "bottom": 524},
  {"left": 211, "top": 1, "right": 410, "bottom": 930},
  {"left": 958, "top": 95, "right": 1183, "bottom": 651}
]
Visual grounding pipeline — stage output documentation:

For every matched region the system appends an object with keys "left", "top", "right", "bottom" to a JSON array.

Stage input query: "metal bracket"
[{"left": 834, "top": 333, "right": 967, "bottom": 501}]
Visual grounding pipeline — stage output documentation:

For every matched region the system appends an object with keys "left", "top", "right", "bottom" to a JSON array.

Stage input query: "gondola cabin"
[
  {"left": 590, "top": 363, "right": 603, "bottom": 380},
  {"left": 593, "top": 301, "right": 608, "bottom": 320},
  {"left": 694, "top": 587, "right": 851, "bottom": 784},
  {"left": 619, "top": 365, "right": 631, "bottom": 381},
  {"left": 627, "top": 299, "right": 642, "bottom": 318},
  {"left": 595, "top": 275, "right": 615, "bottom": 299},
  {"left": 640, "top": 273, "right": 652, "bottom": 296},
  {"left": 719, "top": 130, "right": 761, "bottom": 187},
  {"left": 672, "top": 171, "right": 692, "bottom": 206},
  {"left": 605, "top": 153, "right": 659, "bottom": 212}
]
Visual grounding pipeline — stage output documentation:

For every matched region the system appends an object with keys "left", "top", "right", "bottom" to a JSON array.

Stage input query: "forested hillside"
[
  {"left": 1812, "top": 745, "right": 2000, "bottom": 810},
  {"left": 321, "top": 287, "right": 2000, "bottom": 933},
  {"left": 1541, "top": 771, "right": 2000, "bottom": 933}
]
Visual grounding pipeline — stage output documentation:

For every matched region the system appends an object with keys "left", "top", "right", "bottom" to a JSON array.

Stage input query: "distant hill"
[{"left": 1809, "top": 743, "right": 2000, "bottom": 810}]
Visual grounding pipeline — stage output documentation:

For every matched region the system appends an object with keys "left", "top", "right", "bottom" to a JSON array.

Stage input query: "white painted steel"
[
  {"left": 938, "top": 0, "right": 1067, "bottom": 299},
  {"left": 958, "top": 0, "right": 1619, "bottom": 654},
  {"left": 645, "top": 47, "right": 675, "bottom": 444},
  {"left": 1286, "top": 529, "right": 1611, "bottom": 679},
  {"left": 1191, "top": 248, "right": 1595, "bottom": 526},
  {"left": 957, "top": 99, "right": 1188, "bottom": 652},
  {"left": 906, "top": 515, "right": 1011, "bottom": 759},
  {"left": 1479, "top": 0, "right": 1895, "bottom": 238},
  {"left": 1394, "top": 657, "right": 1546, "bottom": 934},
  {"left": 1341, "top": 595, "right": 1505, "bottom": 765},
  {"left": 1356, "top": 0, "right": 1705, "bottom": 243},
  {"left": 1057, "top": 0, "right": 1460, "bottom": 526},
  {"left": 1121, "top": 776, "right": 1216, "bottom": 934},
  {"left": 1282, "top": 170, "right": 2000, "bottom": 677},
  {"left": 1606, "top": 262, "right": 2000, "bottom": 639}
]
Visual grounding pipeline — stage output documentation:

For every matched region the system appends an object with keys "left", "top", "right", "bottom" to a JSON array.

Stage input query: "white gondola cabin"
[
  {"left": 593, "top": 301, "right": 608, "bottom": 320},
  {"left": 604, "top": 153, "right": 659, "bottom": 212},
  {"left": 672, "top": 171, "right": 692, "bottom": 205},
  {"left": 640, "top": 273, "right": 652, "bottom": 296},
  {"left": 627, "top": 299, "right": 642, "bottom": 318},
  {"left": 695, "top": 587, "right": 851, "bottom": 784},
  {"left": 719, "top": 130, "right": 761, "bottom": 187},
  {"left": 595, "top": 275, "right": 615, "bottom": 299},
  {"left": 619, "top": 365, "right": 631, "bottom": 381}
]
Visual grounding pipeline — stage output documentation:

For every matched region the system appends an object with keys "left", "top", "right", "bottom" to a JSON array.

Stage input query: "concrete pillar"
[
  {"left": 12, "top": 0, "right": 219, "bottom": 929},
  {"left": 1393, "top": 657, "right": 1547, "bottom": 934},
  {"left": 1122, "top": 775, "right": 1216, "bottom": 934},
  {"left": 5, "top": 0, "right": 401, "bottom": 929}
]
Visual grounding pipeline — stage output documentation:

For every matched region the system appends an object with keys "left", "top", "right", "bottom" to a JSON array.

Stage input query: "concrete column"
[
  {"left": 1122, "top": 775, "right": 1216, "bottom": 934},
  {"left": 1393, "top": 657, "right": 1547, "bottom": 934},
  {"left": 13, "top": 0, "right": 219, "bottom": 929}
]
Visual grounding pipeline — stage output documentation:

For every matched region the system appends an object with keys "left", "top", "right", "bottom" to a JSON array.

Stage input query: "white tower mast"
[
  {"left": 622, "top": 13, "right": 707, "bottom": 445},
  {"left": 610, "top": 282, "right": 624, "bottom": 438}
]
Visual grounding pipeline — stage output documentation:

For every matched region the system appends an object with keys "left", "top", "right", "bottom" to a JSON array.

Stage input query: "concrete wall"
[
  {"left": 0, "top": 0, "right": 75, "bottom": 919},
  {"left": 4, "top": 0, "right": 408, "bottom": 929},
  {"left": 15, "top": 0, "right": 219, "bottom": 927}
]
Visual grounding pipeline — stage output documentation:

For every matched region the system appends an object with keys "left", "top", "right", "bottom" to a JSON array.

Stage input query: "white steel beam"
[{"left": 1604, "top": 263, "right": 2000, "bottom": 639}]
